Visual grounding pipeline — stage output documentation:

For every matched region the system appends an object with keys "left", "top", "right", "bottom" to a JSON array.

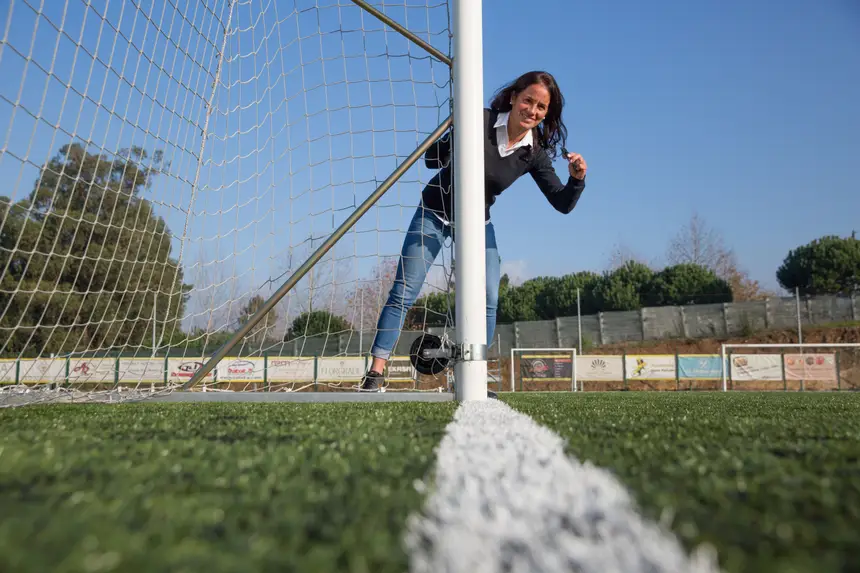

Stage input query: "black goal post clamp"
[{"left": 409, "top": 333, "right": 487, "bottom": 376}]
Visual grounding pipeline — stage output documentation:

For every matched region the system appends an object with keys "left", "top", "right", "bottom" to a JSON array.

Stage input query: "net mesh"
[{"left": 0, "top": 0, "right": 457, "bottom": 405}]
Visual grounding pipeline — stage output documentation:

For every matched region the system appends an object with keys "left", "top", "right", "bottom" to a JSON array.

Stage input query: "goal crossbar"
[{"left": 183, "top": 117, "right": 453, "bottom": 390}]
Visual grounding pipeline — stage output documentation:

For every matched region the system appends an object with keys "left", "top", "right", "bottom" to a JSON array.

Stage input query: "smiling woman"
[{"left": 360, "top": 70, "right": 590, "bottom": 394}]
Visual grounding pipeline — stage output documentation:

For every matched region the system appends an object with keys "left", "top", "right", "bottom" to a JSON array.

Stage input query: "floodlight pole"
[{"left": 452, "top": 0, "right": 487, "bottom": 402}]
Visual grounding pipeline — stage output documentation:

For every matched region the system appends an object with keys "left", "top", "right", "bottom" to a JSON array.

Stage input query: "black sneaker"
[{"left": 359, "top": 370, "right": 384, "bottom": 392}]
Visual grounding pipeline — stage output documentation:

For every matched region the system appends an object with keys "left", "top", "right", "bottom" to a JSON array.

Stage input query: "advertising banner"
[
  {"left": 729, "top": 354, "right": 783, "bottom": 381},
  {"left": 678, "top": 355, "right": 724, "bottom": 380},
  {"left": 576, "top": 355, "right": 624, "bottom": 381},
  {"left": 167, "top": 358, "right": 215, "bottom": 384},
  {"left": 267, "top": 357, "right": 315, "bottom": 382},
  {"left": 18, "top": 359, "right": 65, "bottom": 383},
  {"left": 317, "top": 358, "right": 366, "bottom": 381},
  {"left": 625, "top": 355, "right": 676, "bottom": 380},
  {"left": 385, "top": 357, "right": 416, "bottom": 381},
  {"left": 217, "top": 357, "right": 266, "bottom": 382},
  {"left": 117, "top": 358, "right": 165, "bottom": 384},
  {"left": 67, "top": 358, "right": 115, "bottom": 384},
  {"left": 0, "top": 360, "right": 17, "bottom": 383},
  {"left": 783, "top": 354, "right": 837, "bottom": 381},
  {"left": 520, "top": 354, "right": 573, "bottom": 382}
]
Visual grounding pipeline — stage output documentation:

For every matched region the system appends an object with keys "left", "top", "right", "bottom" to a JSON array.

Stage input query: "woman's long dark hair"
[{"left": 488, "top": 71, "right": 567, "bottom": 158}]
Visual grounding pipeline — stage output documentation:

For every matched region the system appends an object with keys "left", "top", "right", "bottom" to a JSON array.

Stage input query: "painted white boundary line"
[{"left": 405, "top": 400, "right": 721, "bottom": 573}]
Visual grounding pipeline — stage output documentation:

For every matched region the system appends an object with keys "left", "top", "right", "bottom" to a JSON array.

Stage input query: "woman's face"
[{"left": 510, "top": 82, "right": 550, "bottom": 131}]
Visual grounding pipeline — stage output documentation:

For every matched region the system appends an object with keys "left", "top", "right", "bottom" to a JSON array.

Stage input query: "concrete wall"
[{"left": 291, "top": 293, "right": 857, "bottom": 357}]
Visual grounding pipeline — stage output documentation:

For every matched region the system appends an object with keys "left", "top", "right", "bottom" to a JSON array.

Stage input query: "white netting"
[{"left": 0, "top": 0, "right": 457, "bottom": 404}]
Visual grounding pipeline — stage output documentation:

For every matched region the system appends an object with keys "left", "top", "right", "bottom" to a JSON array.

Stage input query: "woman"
[{"left": 360, "top": 70, "right": 588, "bottom": 392}]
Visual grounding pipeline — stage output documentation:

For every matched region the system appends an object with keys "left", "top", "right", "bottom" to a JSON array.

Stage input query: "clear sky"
[
  {"left": 1, "top": 0, "right": 857, "bottom": 332},
  {"left": 483, "top": 0, "right": 860, "bottom": 292}
]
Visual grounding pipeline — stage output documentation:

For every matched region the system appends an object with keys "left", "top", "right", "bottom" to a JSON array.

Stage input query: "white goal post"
[
  {"left": 720, "top": 343, "right": 860, "bottom": 392},
  {"left": 510, "top": 348, "right": 578, "bottom": 392}
]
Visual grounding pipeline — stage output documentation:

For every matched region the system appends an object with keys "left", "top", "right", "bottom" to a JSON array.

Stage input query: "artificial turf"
[
  {"left": 0, "top": 401, "right": 456, "bottom": 573},
  {"left": 503, "top": 392, "right": 860, "bottom": 573}
]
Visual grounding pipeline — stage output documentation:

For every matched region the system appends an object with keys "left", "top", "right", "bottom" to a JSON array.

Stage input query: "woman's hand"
[{"left": 562, "top": 149, "right": 587, "bottom": 180}]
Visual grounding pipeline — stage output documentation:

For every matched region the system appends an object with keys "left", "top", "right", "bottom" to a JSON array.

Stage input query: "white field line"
[{"left": 404, "top": 399, "right": 722, "bottom": 573}]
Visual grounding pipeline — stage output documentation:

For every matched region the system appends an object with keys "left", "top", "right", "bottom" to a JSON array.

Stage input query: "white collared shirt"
[
  {"left": 429, "top": 110, "right": 530, "bottom": 226},
  {"left": 494, "top": 111, "right": 533, "bottom": 157}
]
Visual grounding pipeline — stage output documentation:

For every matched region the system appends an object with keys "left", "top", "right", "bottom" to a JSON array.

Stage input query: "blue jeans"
[{"left": 370, "top": 205, "right": 501, "bottom": 360}]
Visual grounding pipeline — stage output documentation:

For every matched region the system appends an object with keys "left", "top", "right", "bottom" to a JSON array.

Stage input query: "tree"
[
  {"left": 345, "top": 258, "right": 398, "bottom": 332},
  {"left": 593, "top": 261, "right": 654, "bottom": 311},
  {"left": 606, "top": 242, "right": 648, "bottom": 271},
  {"left": 666, "top": 213, "right": 771, "bottom": 301},
  {"left": 498, "top": 277, "right": 549, "bottom": 322},
  {"left": 776, "top": 235, "right": 860, "bottom": 295},
  {"left": 0, "top": 143, "right": 189, "bottom": 355},
  {"left": 643, "top": 263, "right": 732, "bottom": 306},
  {"left": 534, "top": 271, "right": 602, "bottom": 318},
  {"left": 284, "top": 310, "right": 353, "bottom": 341},
  {"left": 405, "top": 290, "right": 453, "bottom": 329},
  {"left": 237, "top": 294, "right": 280, "bottom": 347},
  {"left": 277, "top": 234, "right": 351, "bottom": 321}
]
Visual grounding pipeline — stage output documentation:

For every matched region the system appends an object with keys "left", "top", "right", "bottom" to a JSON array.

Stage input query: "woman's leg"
[
  {"left": 368, "top": 206, "right": 446, "bottom": 372},
  {"left": 485, "top": 222, "right": 501, "bottom": 346}
]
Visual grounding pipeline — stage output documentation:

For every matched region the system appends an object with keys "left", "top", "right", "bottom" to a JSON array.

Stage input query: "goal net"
[
  {"left": 508, "top": 348, "right": 577, "bottom": 392},
  {"left": 0, "top": 0, "right": 465, "bottom": 405},
  {"left": 721, "top": 343, "right": 860, "bottom": 392}
]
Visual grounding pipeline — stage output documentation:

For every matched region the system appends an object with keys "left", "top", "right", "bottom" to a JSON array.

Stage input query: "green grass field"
[
  {"left": 504, "top": 392, "right": 860, "bottom": 573},
  {"left": 0, "top": 401, "right": 456, "bottom": 573},
  {"left": 1, "top": 392, "right": 859, "bottom": 573}
]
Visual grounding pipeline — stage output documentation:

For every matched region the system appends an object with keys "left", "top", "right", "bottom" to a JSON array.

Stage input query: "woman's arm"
[{"left": 528, "top": 148, "right": 587, "bottom": 214}]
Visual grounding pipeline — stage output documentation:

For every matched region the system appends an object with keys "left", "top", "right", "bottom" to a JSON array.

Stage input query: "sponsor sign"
[
  {"left": 729, "top": 354, "right": 782, "bottom": 381},
  {"left": 217, "top": 357, "right": 265, "bottom": 382},
  {"left": 783, "top": 353, "right": 837, "bottom": 381},
  {"left": 625, "top": 355, "right": 676, "bottom": 380},
  {"left": 385, "top": 357, "right": 415, "bottom": 381},
  {"left": 67, "top": 358, "right": 115, "bottom": 384},
  {"left": 267, "top": 357, "right": 315, "bottom": 382},
  {"left": 18, "top": 359, "right": 65, "bottom": 383},
  {"left": 317, "top": 358, "right": 365, "bottom": 381},
  {"left": 678, "top": 355, "right": 724, "bottom": 380},
  {"left": 168, "top": 358, "right": 214, "bottom": 383},
  {"left": 520, "top": 354, "right": 573, "bottom": 382},
  {"left": 576, "top": 355, "right": 624, "bottom": 381},
  {"left": 117, "top": 359, "right": 164, "bottom": 384},
  {"left": 0, "top": 360, "right": 17, "bottom": 383}
]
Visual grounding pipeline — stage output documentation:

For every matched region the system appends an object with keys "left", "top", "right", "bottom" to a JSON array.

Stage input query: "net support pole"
[{"left": 452, "top": 0, "right": 487, "bottom": 402}]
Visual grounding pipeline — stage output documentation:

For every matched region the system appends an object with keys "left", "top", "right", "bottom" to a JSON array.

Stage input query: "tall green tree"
[
  {"left": 593, "top": 261, "right": 654, "bottom": 311},
  {"left": 534, "top": 272, "right": 602, "bottom": 318},
  {"left": 405, "top": 291, "right": 452, "bottom": 329},
  {"left": 237, "top": 294, "right": 280, "bottom": 346},
  {"left": 643, "top": 263, "right": 733, "bottom": 306},
  {"left": 776, "top": 235, "right": 860, "bottom": 295},
  {"left": 284, "top": 310, "right": 352, "bottom": 341},
  {"left": 0, "top": 143, "right": 189, "bottom": 355},
  {"left": 498, "top": 277, "right": 548, "bottom": 322}
]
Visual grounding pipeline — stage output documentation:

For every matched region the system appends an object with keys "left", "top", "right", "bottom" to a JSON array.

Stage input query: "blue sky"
[
  {"left": 0, "top": 0, "right": 857, "bottom": 334},
  {"left": 483, "top": 0, "right": 860, "bottom": 292}
]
